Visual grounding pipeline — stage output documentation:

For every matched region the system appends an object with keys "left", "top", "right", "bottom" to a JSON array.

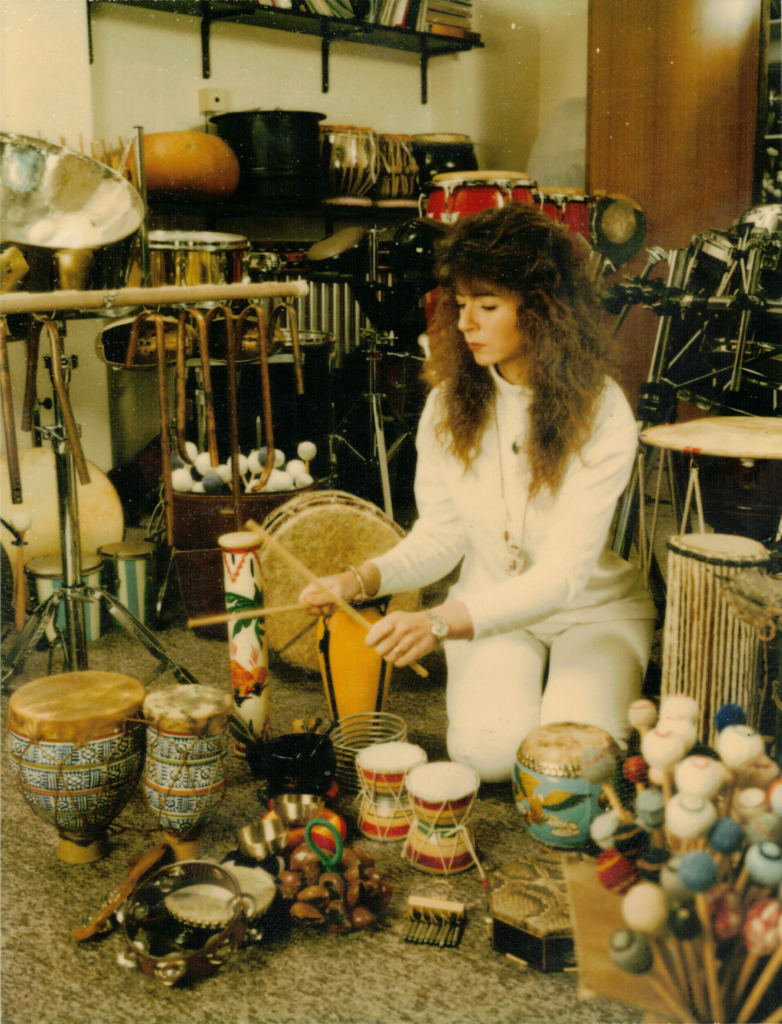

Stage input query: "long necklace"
[{"left": 495, "top": 406, "right": 529, "bottom": 576}]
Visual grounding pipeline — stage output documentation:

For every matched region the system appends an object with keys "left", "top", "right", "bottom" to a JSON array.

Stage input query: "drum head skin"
[
  {"left": 641, "top": 417, "right": 782, "bottom": 460},
  {"left": 261, "top": 491, "right": 419, "bottom": 673},
  {"left": 590, "top": 195, "right": 647, "bottom": 266},
  {"left": 1, "top": 447, "right": 123, "bottom": 569}
]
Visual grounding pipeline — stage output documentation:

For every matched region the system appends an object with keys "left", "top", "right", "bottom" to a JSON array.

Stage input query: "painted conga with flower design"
[{"left": 219, "top": 530, "right": 271, "bottom": 748}]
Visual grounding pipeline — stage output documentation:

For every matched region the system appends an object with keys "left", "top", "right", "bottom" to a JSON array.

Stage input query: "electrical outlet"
[{"left": 198, "top": 88, "right": 228, "bottom": 114}]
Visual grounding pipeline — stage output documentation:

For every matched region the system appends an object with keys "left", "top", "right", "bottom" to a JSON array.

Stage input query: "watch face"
[{"left": 428, "top": 612, "right": 449, "bottom": 639}]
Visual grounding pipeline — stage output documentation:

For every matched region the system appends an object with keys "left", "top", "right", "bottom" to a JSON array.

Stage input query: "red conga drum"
[
  {"left": 536, "top": 186, "right": 591, "bottom": 241},
  {"left": 425, "top": 171, "right": 531, "bottom": 224}
]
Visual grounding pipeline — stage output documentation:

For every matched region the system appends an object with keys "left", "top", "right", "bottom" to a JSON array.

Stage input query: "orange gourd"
[{"left": 144, "top": 131, "right": 240, "bottom": 200}]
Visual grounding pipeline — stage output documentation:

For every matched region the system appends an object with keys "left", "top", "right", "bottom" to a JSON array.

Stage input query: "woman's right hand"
[{"left": 298, "top": 572, "right": 359, "bottom": 617}]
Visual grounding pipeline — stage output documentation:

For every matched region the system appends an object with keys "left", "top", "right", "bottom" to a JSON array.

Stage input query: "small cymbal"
[{"left": 307, "top": 227, "right": 366, "bottom": 262}]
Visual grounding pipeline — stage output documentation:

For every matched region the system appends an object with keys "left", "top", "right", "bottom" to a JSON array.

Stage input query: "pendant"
[{"left": 504, "top": 549, "right": 529, "bottom": 576}]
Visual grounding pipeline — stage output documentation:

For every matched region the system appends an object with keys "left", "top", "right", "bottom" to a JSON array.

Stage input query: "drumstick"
[
  {"left": 244, "top": 518, "right": 429, "bottom": 679},
  {"left": 188, "top": 603, "right": 304, "bottom": 629}
]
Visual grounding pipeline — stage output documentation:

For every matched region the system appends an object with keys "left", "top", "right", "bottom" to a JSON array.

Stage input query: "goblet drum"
[
  {"left": 356, "top": 741, "right": 426, "bottom": 842},
  {"left": 513, "top": 722, "right": 621, "bottom": 848},
  {"left": 7, "top": 670, "right": 147, "bottom": 864},
  {"left": 403, "top": 761, "right": 480, "bottom": 874},
  {"left": 142, "top": 684, "right": 233, "bottom": 860}
]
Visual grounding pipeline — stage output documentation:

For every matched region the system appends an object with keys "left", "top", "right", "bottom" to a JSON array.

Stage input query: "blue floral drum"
[
  {"left": 142, "top": 684, "right": 233, "bottom": 859},
  {"left": 513, "top": 722, "right": 620, "bottom": 848},
  {"left": 7, "top": 671, "right": 147, "bottom": 863}
]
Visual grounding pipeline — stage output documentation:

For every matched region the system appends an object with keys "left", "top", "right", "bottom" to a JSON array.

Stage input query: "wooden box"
[{"left": 488, "top": 847, "right": 583, "bottom": 973}]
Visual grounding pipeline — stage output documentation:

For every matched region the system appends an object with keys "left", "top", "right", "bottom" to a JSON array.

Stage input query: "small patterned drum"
[
  {"left": 356, "top": 741, "right": 426, "bottom": 842},
  {"left": 661, "top": 534, "right": 771, "bottom": 746},
  {"left": 7, "top": 671, "right": 147, "bottom": 863},
  {"left": 98, "top": 540, "right": 155, "bottom": 626},
  {"left": 406, "top": 761, "right": 479, "bottom": 827},
  {"left": 320, "top": 125, "right": 379, "bottom": 205},
  {"left": 25, "top": 552, "right": 103, "bottom": 643},
  {"left": 356, "top": 740, "right": 427, "bottom": 797},
  {"left": 536, "top": 187, "right": 591, "bottom": 241},
  {"left": 425, "top": 171, "right": 535, "bottom": 224},
  {"left": 513, "top": 722, "right": 621, "bottom": 848},
  {"left": 142, "top": 684, "right": 233, "bottom": 860},
  {"left": 260, "top": 491, "right": 419, "bottom": 673},
  {"left": 403, "top": 761, "right": 481, "bottom": 874}
]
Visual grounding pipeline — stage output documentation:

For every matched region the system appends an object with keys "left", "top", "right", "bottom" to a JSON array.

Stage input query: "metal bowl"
[
  {"left": 271, "top": 793, "right": 325, "bottom": 827},
  {"left": 237, "top": 815, "right": 288, "bottom": 861},
  {"left": 0, "top": 131, "right": 144, "bottom": 294}
]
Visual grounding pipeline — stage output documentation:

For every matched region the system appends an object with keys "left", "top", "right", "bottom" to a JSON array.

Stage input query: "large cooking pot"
[
  {"left": 210, "top": 110, "right": 325, "bottom": 201},
  {"left": 410, "top": 133, "right": 478, "bottom": 189},
  {"left": 0, "top": 132, "right": 144, "bottom": 294}
]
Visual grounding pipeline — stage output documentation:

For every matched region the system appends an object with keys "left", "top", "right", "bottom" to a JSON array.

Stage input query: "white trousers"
[{"left": 445, "top": 618, "right": 656, "bottom": 783}]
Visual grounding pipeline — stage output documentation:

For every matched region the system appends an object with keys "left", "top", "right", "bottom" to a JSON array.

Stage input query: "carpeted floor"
[{"left": 0, "top": 573, "right": 652, "bottom": 1024}]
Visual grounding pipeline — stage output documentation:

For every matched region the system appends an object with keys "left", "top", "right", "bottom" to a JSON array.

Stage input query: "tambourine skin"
[{"left": 260, "top": 491, "right": 419, "bottom": 673}]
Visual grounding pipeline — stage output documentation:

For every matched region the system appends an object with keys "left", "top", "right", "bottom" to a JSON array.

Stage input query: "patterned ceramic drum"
[
  {"left": 142, "top": 684, "right": 233, "bottom": 860},
  {"left": 513, "top": 722, "right": 620, "bottom": 848},
  {"left": 7, "top": 670, "right": 146, "bottom": 863}
]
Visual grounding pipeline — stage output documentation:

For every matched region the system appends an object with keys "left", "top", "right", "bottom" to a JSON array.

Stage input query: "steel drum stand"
[
  {"left": 1, "top": 319, "right": 199, "bottom": 689},
  {"left": 328, "top": 326, "right": 411, "bottom": 520}
]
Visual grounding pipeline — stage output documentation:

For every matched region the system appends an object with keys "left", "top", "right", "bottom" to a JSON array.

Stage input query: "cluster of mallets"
[
  {"left": 170, "top": 440, "right": 317, "bottom": 495},
  {"left": 581, "top": 694, "right": 782, "bottom": 1024}
]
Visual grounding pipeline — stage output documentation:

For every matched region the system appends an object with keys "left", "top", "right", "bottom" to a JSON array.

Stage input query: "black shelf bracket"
[
  {"left": 420, "top": 36, "right": 430, "bottom": 104},
  {"left": 322, "top": 29, "right": 330, "bottom": 92},
  {"left": 199, "top": 0, "right": 256, "bottom": 78}
]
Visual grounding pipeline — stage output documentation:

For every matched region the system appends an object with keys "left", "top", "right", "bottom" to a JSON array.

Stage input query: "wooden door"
[{"left": 587, "top": 0, "right": 764, "bottom": 411}]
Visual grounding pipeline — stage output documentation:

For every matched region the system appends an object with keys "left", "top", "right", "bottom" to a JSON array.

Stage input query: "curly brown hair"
[{"left": 426, "top": 203, "right": 615, "bottom": 496}]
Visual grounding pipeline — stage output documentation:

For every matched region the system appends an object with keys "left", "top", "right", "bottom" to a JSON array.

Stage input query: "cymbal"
[{"left": 307, "top": 226, "right": 366, "bottom": 262}]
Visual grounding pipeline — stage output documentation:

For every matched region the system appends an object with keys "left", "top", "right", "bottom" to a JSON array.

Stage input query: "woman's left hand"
[{"left": 365, "top": 610, "right": 439, "bottom": 667}]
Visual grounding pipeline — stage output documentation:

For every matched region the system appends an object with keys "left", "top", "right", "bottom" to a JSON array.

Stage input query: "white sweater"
[{"left": 372, "top": 366, "right": 656, "bottom": 640}]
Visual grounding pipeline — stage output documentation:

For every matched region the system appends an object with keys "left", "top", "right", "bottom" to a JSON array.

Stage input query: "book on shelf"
[{"left": 427, "top": 20, "right": 476, "bottom": 39}]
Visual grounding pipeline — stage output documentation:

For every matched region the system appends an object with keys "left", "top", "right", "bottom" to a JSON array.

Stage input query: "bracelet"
[{"left": 343, "top": 564, "right": 367, "bottom": 604}]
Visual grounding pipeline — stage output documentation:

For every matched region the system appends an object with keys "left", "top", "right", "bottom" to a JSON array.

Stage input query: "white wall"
[{"left": 1, "top": 0, "right": 588, "bottom": 471}]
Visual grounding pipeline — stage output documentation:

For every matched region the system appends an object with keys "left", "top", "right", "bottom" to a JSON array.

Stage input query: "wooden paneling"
[{"left": 587, "top": 0, "right": 763, "bottom": 410}]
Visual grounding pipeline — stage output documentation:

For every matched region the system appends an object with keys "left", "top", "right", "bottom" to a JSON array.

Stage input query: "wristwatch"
[{"left": 427, "top": 610, "right": 450, "bottom": 644}]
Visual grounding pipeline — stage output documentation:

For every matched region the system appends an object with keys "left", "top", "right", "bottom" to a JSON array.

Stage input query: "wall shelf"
[{"left": 88, "top": 0, "right": 483, "bottom": 104}]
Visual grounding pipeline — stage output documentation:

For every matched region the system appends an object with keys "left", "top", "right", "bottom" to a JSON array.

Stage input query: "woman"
[{"left": 300, "top": 204, "right": 656, "bottom": 783}]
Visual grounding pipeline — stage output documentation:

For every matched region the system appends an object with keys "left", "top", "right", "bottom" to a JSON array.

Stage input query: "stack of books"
[{"left": 416, "top": 0, "right": 474, "bottom": 37}]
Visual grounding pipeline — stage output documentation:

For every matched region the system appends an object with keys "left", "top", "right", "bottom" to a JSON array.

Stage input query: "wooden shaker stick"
[
  {"left": 188, "top": 602, "right": 305, "bottom": 629},
  {"left": 244, "top": 518, "right": 429, "bottom": 679},
  {"left": 10, "top": 512, "right": 31, "bottom": 632}
]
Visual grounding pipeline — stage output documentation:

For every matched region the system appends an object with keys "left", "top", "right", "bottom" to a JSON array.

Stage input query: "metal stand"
[
  {"left": 328, "top": 327, "right": 412, "bottom": 520},
  {"left": 1, "top": 323, "right": 199, "bottom": 689}
]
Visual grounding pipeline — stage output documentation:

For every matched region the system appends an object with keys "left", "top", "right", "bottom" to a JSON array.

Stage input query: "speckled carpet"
[{"left": 1, "top": 578, "right": 647, "bottom": 1024}]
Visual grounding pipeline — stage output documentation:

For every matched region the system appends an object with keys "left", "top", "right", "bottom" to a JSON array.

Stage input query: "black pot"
[
  {"left": 210, "top": 110, "right": 325, "bottom": 201},
  {"left": 410, "top": 133, "right": 478, "bottom": 188},
  {"left": 262, "top": 732, "right": 337, "bottom": 796}
]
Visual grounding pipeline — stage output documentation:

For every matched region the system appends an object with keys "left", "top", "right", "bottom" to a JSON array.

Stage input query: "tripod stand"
[
  {"left": 1, "top": 316, "right": 199, "bottom": 689},
  {"left": 328, "top": 326, "right": 413, "bottom": 520}
]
